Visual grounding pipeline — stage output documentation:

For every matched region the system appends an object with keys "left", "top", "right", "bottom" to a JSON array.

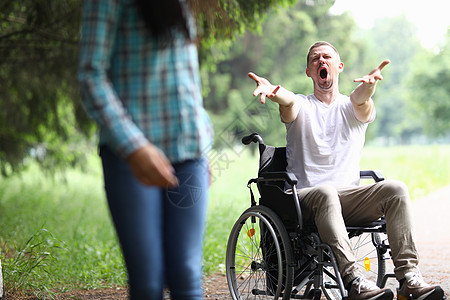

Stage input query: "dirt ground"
[
  {"left": 5, "top": 186, "right": 450, "bottom": 299},
  {"left": 408, "top": 186, "right": 450, "bottom": 292}
]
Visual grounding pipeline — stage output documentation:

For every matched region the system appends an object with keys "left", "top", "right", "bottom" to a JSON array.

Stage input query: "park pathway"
[{"left": 411, "top": 185, "right": 450, "bottom": 292}]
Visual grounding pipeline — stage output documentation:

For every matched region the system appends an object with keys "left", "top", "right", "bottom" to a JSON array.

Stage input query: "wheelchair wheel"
[
  {"left": 321, "top": 232, "right": 388, "bottom": 300},
  {"left": 350, "top": 232, "right": 387, "bottom": 287},
  {"left": 226, "top": 205, "right": 294, "bottom": 300}
]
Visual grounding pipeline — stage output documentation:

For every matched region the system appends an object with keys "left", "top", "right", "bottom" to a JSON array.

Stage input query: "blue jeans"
[{"left": 100, "top": 146, "right": 209, "bottom": 300}]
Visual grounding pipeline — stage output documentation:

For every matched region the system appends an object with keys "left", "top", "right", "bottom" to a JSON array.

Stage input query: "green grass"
[
  {"left": 0, "top": 159, "right": 126, "bottom": 298},
  {"left": 0, "top": 145, "right": 449, "bottom": 298},
  {"left": 203, "top": 148, "right": 259, "bottom": 274},
  {"left": 360, "top": 145, "right": 450, "bottom": 199}
]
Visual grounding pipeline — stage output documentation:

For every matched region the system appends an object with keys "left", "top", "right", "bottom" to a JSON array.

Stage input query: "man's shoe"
[
  {"left": 348, "top": 277, "right": 394, "bottom": 300},
  {"left": 397, "top": 272, "right": 446, "bottom": 300}
]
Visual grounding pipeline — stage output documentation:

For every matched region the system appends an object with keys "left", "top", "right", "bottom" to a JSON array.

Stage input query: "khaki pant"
[{"left": 298, "top": 180, "right": 419, "bottom": 286}]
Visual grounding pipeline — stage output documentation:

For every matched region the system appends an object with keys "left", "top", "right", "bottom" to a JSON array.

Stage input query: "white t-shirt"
[{"left": 285, "top": 93, "right": 375, "bottom": 189}]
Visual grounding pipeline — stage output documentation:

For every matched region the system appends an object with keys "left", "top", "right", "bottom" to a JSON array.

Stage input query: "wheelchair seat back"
[
  {"left": 257, "top": 144, "right": 299, "bottom": 230},
  {"left": 258, "top": 144, "right": 288, "bottom": 176}
]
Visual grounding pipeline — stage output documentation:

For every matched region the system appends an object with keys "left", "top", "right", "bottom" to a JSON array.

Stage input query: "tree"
[
  {"left": 408, "top": 30, "right": 450, "bottom": 138},
  {"left": 203, "top": 0, "right": 373, "bottom": 147},
  {"left": 0, "top": 0, "right": 89, "bottom": 176},
  {"left": 0, "top": 0, "right": 297, "bottom": 175},
  {"left": 357, "top": 16, "right": 423, "bottom": 144}
]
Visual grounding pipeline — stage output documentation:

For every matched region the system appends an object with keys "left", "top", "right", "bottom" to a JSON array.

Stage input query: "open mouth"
[{"left": 319, "top": 67, "right": 328, "bottom": 79}]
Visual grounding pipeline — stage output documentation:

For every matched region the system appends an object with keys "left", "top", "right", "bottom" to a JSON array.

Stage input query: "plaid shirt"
[{"left": 78, "top": 0, "right": 213, "bottom": 162}]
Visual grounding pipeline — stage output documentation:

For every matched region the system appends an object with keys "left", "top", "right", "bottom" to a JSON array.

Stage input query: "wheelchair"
[{"left": 226, "top": 133, "right": 395, "bottom": 300}]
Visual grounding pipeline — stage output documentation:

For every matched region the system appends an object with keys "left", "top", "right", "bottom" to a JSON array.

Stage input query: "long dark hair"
[{"left": 135, "top": 0, "right": 191, "bottom": 42}]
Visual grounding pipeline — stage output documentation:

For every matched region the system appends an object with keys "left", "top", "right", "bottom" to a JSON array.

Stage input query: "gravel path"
[{"left": 410, "top": 185, "right": 450, "bottom": 292}]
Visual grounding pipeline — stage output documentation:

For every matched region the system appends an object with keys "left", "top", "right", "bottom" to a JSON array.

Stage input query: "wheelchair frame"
[{"left": 226, "top": 133, "right": 395, "bottom": 300}]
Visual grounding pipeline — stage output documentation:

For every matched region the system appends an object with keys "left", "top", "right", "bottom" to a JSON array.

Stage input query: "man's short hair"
[{"left": 307, "top": 41, "right": 340, "bottom": 66}]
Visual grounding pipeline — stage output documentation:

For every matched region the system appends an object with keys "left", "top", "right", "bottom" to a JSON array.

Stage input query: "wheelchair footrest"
[{"left": 252, "top": 289, "right": 272, "bottom": 296}]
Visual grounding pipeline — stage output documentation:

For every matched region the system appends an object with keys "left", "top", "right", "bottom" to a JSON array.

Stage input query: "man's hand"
[
  {"left": 354, "top": 59, "right": 390, "bottom": 84},
  {"left": 248, "top": 71, "right": 299, "bottom": 123},
  {"left": 127, "top": 144, "right": 179, "bottom": 188},
  {"left": 248, "top": 72, "right": 277, "bottom": 104},
  {"left": 350, "top": 59, "right": 390, "bottom": 123}
]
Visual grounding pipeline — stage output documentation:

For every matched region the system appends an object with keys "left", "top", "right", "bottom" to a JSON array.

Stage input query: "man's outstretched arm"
[
  {"left": 350, "top": 59, "right": 390, "bottom": 123},
  {"left": 248, "top": 72, "right": 300, "bottom": 123}
]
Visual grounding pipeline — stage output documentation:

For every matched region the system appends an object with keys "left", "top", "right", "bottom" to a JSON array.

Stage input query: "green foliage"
[
  {"left": 361, "top": 145, "right": 450, "bottom": 199},
  {"left": 0, "top": 0, "right": 299, "bottom": 176},
  {"left": 359, "top": 16, "right": 424, "bottom": 144},
  {"left": 407, "top": 30, "right": 450, "bottom": 137},
  {"left": 0, "top": 0, "right": 94, "bottom": 176},
  {"left": 194, "top": 0, "right": 298, "bottom": 64},
  {"left": 0, "top": 160, "right": 126, "bottom": 297},
  {"left": 1, "top": 0, "right": 449, "bottom": 177},
  {"left": 1, "top": 227, "right": 65, "bottom": 298}
]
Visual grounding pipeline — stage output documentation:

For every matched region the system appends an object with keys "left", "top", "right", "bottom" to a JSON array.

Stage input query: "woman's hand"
[{"left": 127, "top": 144, "right": 179, "bottom": 187}]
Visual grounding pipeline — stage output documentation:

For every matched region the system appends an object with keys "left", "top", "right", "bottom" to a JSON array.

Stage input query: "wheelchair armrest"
[
  {"left": 360, "top": 170, "right": 385, "bottom": 182},
  {"left": 258, "top": 171, "right": 298, "bottom": 186}
]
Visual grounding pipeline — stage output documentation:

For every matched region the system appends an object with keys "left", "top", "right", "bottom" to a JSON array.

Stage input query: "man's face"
[{"left": 306, "top": 45, "right": 344, "bottom": 91}]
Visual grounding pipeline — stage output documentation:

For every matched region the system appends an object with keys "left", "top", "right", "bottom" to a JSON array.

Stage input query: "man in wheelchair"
[{"left": 248, "top": 41, "right": 445, "bottom": 300}]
